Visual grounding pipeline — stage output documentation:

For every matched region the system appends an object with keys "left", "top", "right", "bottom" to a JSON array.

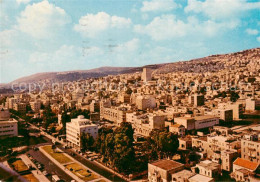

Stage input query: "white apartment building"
[
  {"left": 174, "top": 115, "right": 219, "bottom": 131},
  {"left": 142, "top": 68, "right": 152, "bottom": 82},
  {"left": 194, "top": 115, "right": 219, "bottom": 130},
  {"left": 192, "top": 160, "right": 221, "bottom": 179},
  {"left": 0, "top": 109, "right": 18, "bottom": 138},
  {"left": 5, "top": 98, "right": 19, "bottom": 109},
  {"left": 241, "top": 134, "right": 260, "bottom": 164},
  {"left": 219, "top": 102, "right": 243, "bottom": 120},
  {"left": 245, "top": 98, "right": 260, "bottom": 112},
  {"left": 30, "top": 101, "right": 41, "bottom": 112},
  {"left": 66, "top": 115, "right": 98, "bottom": 149},
  {"left": 212, "top": 109, "right": 233, "bottom": 122},
  {"left": 14, "top": 103, "right": 26, "bottom": 113},
  {"left": 126, "top": 112, "right": 165, "bottom": 137},
  {"left": 136, "top": 95, "right": 156, "bottom": 110},
  {"left": 100, "top": 101, "right": 130, "bottom": 126}
]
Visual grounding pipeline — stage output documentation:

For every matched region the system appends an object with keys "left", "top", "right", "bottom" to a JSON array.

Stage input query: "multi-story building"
[
  {"left": 232, "top": 158, "right": 259, "bottom": 182},
  {"left": 178, "top": 136, "right": 192, "bottom": 150},
  {"left": 212, "top": 109, "right": 233, "bottom": 122},
  {"left": 100, "top": 105, "right": 130, "bottom": 126},
  {"left": 66, "top": 115, "right": 98, "bottom": 149},
  {"left": 13, "top": 103, "right": 26, "bottom": 113},
  {"left": 142, "top": 68, "right": 152, "bottom": 82},
  {"left": 118, "top": 93, "right": 131, "bottom": 103},
  {"left": 245, "top": 98, "right": 260, "bottom": 112},
  {"left": 192, "top": 160, "right": 221, "bottom": 178},
  {"left": 136, "top": 95, "right": 156, "bottom": 110},
  {"left": 5, "top": 98, "right": 19, "bottom": 109},
  {"left": 90, "top": 100, "right": 100, "bottom": 113},
  {"left": 219, "top": 102, "right": 243, "bottom": 120},
  {"left": 189, "top": 94, "right": 204, "bottom": 106},
  {"left": 0, "top": 109, "right": 18, "bottom": 138},
  {"left": 221, "top": 149, "right": 238, "bottom": 172},
  {"left": 241, "top": 134, "right": 260, "bottom": 164},
  {"left": 174, "top": 115, "right": 219, "bottom": 131},
  {"left": 169, "top": 124, "right": 185, "bottom": 136},
  {"left": 126, "top": 112, "right": 165, "bottom": 137},
  {"left": 30, "top": 101, "right": 41, "bottom": 112}
]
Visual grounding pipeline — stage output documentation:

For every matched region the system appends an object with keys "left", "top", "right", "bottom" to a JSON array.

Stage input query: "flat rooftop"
[
  {"left": 150, "top": 160, "right": 184, "bottom": 171},
  {"left": 188, "top": 174, "right": 213, "bottom": 182}
]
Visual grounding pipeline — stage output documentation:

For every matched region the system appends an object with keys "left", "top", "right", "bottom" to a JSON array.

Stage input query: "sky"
[{"left": 0, "top": 0, "right": 260, "bottom": 83}]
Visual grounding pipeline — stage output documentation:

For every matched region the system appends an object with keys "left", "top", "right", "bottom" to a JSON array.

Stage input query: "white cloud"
[
  {"left": 141, "top": 0, "right": 179, "bottom": 12},
  {"left": 16, "top": 0, "right": 31, "bottom": 5},
  {"left": 16, "top": 1, "right": 71, "bottom": 38},
  {"left": 114, "top": 38, "right": 139, "bottom": 52},
  {"left": 134, "top": 15, "right": 238, "bottom": 41},
  {"left": 185, "top": 0, "right": 260, "bottom": 20},
  {"left": 246, "top": 28, "right": 259, "bottom": 35},
  {"left": 29, "top": 45, "right": 102, "bottom": 64},
  {"left": 257, "top": 37, "right": 260, "bottom": 42},
  {"left": 74, "top": 12, "right": 132, "bottom": 38},
  {"left": 134, "top": 15, "right": 187, "bottom": 40}
]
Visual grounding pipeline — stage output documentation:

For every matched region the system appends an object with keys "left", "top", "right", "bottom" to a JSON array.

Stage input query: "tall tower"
[{"left": 142, "top": 68, "right": 152, "bottom": 82}]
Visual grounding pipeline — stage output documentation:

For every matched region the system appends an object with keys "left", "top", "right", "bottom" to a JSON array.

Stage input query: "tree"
[
  {"left": 81, "top": 133, "right": 94, "bottom": 152},
  {"left": 125, "top": 87, "right": 132, "bottom": 95},
  {"left": 150, "top": 129, "right": 179, "bottom": 159},
  {"left": 113, "top": 123, "right": 135, "bottom": 174},
  {"left": 95, "top": 127, "right": 113, "bottom": 156},
  {"left": 50, "top": 126, "right": 56, "bottom": 133},
  {"left": 94, "top": 123, "right": 136, "bottom": 174},
  {"left": 42, "top": 105, "right": 56, "bottom": 129}
]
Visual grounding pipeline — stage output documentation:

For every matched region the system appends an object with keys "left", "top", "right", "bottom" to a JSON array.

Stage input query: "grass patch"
[
  {"left": 12, "top": 159, "right": 29, "bottom": 172},
  {"left": 65, "top": 163, "right": 99, "bottom": 181},
  {"left": 22, "top": 173, "right": 39, "bottom": 182},
  {"left": 42, "top": 146, "right": 72, "bottom": 164}
]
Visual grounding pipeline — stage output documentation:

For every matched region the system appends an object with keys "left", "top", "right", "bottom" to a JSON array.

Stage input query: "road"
[
  {"left": 28, "top": 147, "right": 74, "bottom": 182},
  {"left": 29, "top": 123, "right": 126, "bottom": 182}
]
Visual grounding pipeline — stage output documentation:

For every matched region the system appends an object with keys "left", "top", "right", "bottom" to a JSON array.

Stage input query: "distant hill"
[{"left": 1, "top": 47, "right": 259, "bottom": 89}]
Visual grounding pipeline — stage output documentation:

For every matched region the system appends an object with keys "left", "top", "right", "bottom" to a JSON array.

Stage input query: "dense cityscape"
[{"left": 0, "top": 47, "right": 260, "bottom": 182}]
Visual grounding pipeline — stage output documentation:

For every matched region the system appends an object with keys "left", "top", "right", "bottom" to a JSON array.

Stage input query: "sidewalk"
[{"left": 20, "top": 154, "right": 50, "bottom": 182}]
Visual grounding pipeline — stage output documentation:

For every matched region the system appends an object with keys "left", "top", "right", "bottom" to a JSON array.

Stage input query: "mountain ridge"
[{"left": 1, "top": 47, "right": 259, "bottom": 88}]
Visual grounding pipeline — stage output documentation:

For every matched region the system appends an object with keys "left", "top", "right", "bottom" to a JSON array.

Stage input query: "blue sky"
[{"left": 0, "top": 0, "right": 260, "bottom": 83}]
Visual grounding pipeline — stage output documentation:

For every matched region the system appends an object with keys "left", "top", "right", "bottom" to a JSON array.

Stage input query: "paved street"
[
  {"left": 29, "top": 123, "right": 126, "bottom": 182},
  {"left": 28, "top": 145, "right": 73, "bottom": 182}
]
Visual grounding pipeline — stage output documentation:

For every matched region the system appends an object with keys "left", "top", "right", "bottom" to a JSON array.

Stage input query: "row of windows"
[{"left": 0, "top": 130, "right": 14, "bottom": 133}]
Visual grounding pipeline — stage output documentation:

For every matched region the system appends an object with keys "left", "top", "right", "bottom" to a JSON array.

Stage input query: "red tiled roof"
[{"left": 233, "top": 158, "right": 259, "bottom": 171}]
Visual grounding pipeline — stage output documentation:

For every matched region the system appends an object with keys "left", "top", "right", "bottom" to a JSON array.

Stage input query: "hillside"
[{"left": 1, "top": 47, "right": 260, "bottom": 88}]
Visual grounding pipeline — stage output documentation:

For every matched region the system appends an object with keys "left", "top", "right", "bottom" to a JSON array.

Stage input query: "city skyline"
[{"left": 1, "top": 0, "right": 260, "bottom": 83}]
